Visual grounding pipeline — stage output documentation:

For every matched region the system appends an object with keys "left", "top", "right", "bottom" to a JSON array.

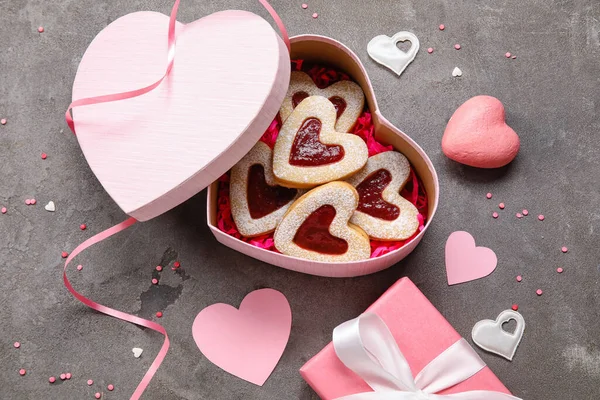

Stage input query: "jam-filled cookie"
[
  {"left": 273, "top": 96, "right": 368, "bottom": 189},
  {"left": 346, "top": 151, "right": 420, "bottom": 241},
  {"left": 279, "top": 71, "right": 365, "bottom": 132},
  {"left": 230, "top": 142, "right": 303, "bottom": 237},
  {"left": 274, "top": 181, "right": 371, "bottom": 262}
]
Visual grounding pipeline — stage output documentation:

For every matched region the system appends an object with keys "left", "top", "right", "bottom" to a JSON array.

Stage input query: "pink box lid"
[{"left": 300, "top": 278, "right": 512, "bottom": 399}]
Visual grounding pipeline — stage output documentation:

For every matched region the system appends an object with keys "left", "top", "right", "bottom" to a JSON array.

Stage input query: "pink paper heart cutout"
[
  {"left": 192, "top": 289, "right": 292, "bottom": 386},
  {"left": 442, "top": 95, "right": 520, "bottom": 168},
  {"left": 445, "top": 231, "right": 498, "bottom": 285}
]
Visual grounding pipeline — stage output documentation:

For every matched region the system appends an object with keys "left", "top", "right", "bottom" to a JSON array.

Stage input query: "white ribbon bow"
[{"left": 332, "top": 313, "right": 522, "bottom": 400}]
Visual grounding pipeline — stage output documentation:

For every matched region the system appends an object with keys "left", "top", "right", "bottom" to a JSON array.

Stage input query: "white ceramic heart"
[
  {"left": 472, "top": 310, "right": 525, "bottom": 361},
  {"left": 367, "top": 31, "right": 419, "bottom": 76}
]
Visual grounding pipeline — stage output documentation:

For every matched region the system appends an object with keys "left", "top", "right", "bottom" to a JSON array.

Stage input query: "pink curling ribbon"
[{"left": 63, "top": 1, "right": 290, "bottom": 399}]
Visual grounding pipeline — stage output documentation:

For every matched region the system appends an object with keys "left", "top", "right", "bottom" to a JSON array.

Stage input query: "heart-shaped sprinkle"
[
  {"left": 445, "top": 231, "right": 497, "bottom": 285},
  {"left": 472, "top": 309, "right": 525, "bottom": 361},
  {"left": 367, "top": 31, "right": 420, "bottom": 76},
  {"left": 132, "top": 348, "right": 143, "bottom": 358},
  {"left": 452, "top": 67, "right": 463, "bottom": 77}
]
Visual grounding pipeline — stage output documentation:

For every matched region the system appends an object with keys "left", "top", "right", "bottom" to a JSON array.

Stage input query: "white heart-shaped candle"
[{"left": 367, "top": 31, "right": 419, "bottom": 76}]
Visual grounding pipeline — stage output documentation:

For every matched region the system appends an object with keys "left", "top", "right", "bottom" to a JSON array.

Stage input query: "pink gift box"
[{"left": 300, "top": 278, "right": 513, "bottom": 399}]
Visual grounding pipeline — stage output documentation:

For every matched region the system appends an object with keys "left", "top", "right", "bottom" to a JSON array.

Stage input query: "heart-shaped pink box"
[{"left": 207, "top": 35, "right": 439, "bottom": 278}]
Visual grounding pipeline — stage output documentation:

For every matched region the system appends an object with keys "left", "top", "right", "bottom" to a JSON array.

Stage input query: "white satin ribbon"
[{"left": 332, "top": 313, "right": 522, "bottom": 400}]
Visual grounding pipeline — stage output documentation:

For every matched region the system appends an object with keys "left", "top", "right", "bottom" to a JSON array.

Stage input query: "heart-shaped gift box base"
[{"left": 207, "top": 35, "right": 439, "bottom": 277}]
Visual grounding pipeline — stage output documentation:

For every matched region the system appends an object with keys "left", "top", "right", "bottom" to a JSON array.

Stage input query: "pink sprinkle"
[
  {"left": 499, "top": 203, "right": 505, "bottom": 209},
  {"left": 31, "top": 199, "right": 36, "bottom": 205},
  {"left": 516, "top": 275, "right": 522, "bottom": 282},
  {"left": 536, "top": 289, "right": 543, "bottom": 296},
  {"left": 301, "top": 3, "right": 308, "bottom": 9},
  {"left": 173, "top": 261, "right": 180, "bottom": 268},
  {"left": 486, "top": 192, "right": 492, "bottom": 199},
  {"left": 80, "top": 224, "right": 87, "bottom": 230},
  {"left": 516, "top": 213, "right": 523, "bottom": 218},
  {"left": 492, "top": 212, "right": 499, "bottom": 219},
  {"left": 505, "top": 52, "right": 511, "bottom": 58},
  {"left": 511, "top": 304, "right": 519, "bottom": 311},
  {"left": 87, "top": 379, "right": 93, "bottom": 386},
  {"left": 538, "top": 214, "right": 545, "bottom": 221},
  {"left": 156, "top": 311, "right": 163, "bottom": 318},
  {"left": 0, "top": 118, "right": 6, "bottom": 125},
  {"left": 77, "top": 264, "right": 83, "bottom": 271},
  {"left": 49, "top": 377, "right": 56, "bottom": 383},
  {"left": 41, "top": 153, "right": 47, "bottom": 160},
  {"left": 25, "top": 199, "right": 31, "bottom": 205},
  {"left": 156, "top": 265, "right": 163, "bottom": 272},
  {"left": 454, "top": 44, "right": 461, "bottom": 50},
  {"left": 95, "top": 393, "right": 102, "bottom": 399},
  {"left": 427, "top": 47, "right": 434, "bottom": 54},
  {"left": 61, "top": 251, "right": 69, "bottom": 258},
  {"left": 38, "top": 26, "right": 44, "bottom": 33},
  {"left": 512, "top": 55, "right": 517, "bottom": 59},
  {"left": 107, "top": 384, "right": 114, "bottom": 391},
  {"left": 1, "top": 207, "right": 6, "bottom": 214},
  {"left": 439, "top": 24, "right": 445, "bottom": 30},
  {"left": 557, "top": 267, "right": 564, "bottom": 273},
  {"left": 66, "top": 373, "right": 72, "bottom": 380},
  {"left": 19, "top": 369, "right": 26, "bottom": 376},
  {"left": 14, "top": 341, "right": 20, "bottom": 348},
  {"left": 151, "top": 278, "right": 158, "bottom": 285},
  {"left": 312, "top": 12, "right": 318, "bottom": 18},
  {"left": 60, "top": 374, "right": 66, "bottom": 380},
  {"left": 561, "top": 247, "right": 568, "bottom": 253},
  {"left": 522, "top": 209, "right": 529, "bottom": 216}
]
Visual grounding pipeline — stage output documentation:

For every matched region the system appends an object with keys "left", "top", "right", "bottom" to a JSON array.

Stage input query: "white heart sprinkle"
[
  {"left": 132, "top": 347, "right": 143, "bottom": 358},
  {"left": 44, "top": 201, "right": 55, "bottom": 212},
  {"left": 452, "top": 67, "right": 463, "bottom": 77}
]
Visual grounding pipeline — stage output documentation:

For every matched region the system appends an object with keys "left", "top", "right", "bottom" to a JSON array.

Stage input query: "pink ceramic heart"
[
  {"left": 445, "top": 231, "right": 497, "bottom": 285},
  {"left": 72, "top": 10, "right": 289, "bottom": 221},
  {"left": 192, "top": 289, "right": 292, "bottom": 386},
  {"left": 442, "top": 96, "right": 520, "bottom": 168}
]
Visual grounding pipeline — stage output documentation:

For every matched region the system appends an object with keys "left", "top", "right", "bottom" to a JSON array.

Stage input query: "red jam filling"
[
  {"left": 328, "top": 96, "right": 347, "bottom": 119},
  {"left": 289, "top": 118, "right": 345, "bottom": 166},
  {"left": 292, "top": 91, "right": 310, "bottom": 108},
  {"left": 293, "top": 205, "right": 348, "bottom": 255},
  {"left": 247, "top": 164, "right": 298, "bottom": 219},
  {"left": 356, "top": 169, "right": 400, "bottom": 221}
]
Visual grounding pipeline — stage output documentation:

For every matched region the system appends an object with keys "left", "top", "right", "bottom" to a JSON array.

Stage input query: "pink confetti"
[
  {"left": 87, "top": 379, "right": 93, "bottom": 386},
  {"left": 107, "top": 384, "right": 114, "bottom": 391},
  {"left": 499, "top": 202, "right": 505, "bottom": 209},
  {"left": 536, "top": 289, "right": 543, "bottom": 296},
  {"left": 516, "top": 213, "right": 523, "bottom": 218},
  {"left": 301, "top": 3, "right": 308, "bottom": 9},
  {"left": 49, "top": 377, "right": 56, "bottom": 383},
  {"left": 19, "top": 369, "right": 26, "bottom": 376},
  {"left": 156, "top": 311, "right": 163, "bottom": 318},
  {"left": 38, "top": 26, "right": 44, "bottom": 33},
  {"left": 156, "top": 265, "right": 163, "bottom": 272},
  {"left": 95, "top": 393, "right": 102, "bottom": 399},
  {"left": 516, "top": 275, "right": 522, "bottom": 282},
  {"left": 60, "top": 374, "right": 66, "bottom": 380},
  {"left": 522, "top": 209, "right": 528, "bottom": 216},
  {"left": 1, "top": 207, "right": 6, "bottom": 214},
  {"left": 41, "top": 153, "right": 47, "bottom": 160},
  {"left": 312, "top": 12, "right": 318, "bottom": 18},
  {"left": 454, "top": 44, "right": 461, "bottom": 50},
  {"left": 25, "top": 199, "right": 31, "bottom": 205},
  {"left": 427, "top": 47, "right": 434, "bottom": 54},
  {"left": 561, "top": 246, "right": 568, "bottom": 253},
  {"left": 538, "top": 214, "right": 545, "bottom": 221},
  {"left": 14, "top": 342, "right": 20, "bottom": 348},
  {"left": 512, "top": 55, "right": 517, "bottom": 59},
  {"left": 66, "top": 373, "right": 72, "bottom": 380},
  {"left": 173, "top": 261, "right": 180, "bottom": 268},
  {"left": 151, "top": 278, "right": 158, "bottom": 285},
  {"left": 31, "top": 199, "right": 36, "bottom": 205},
  {"left": 557, "top": 267, "right": 564, "bottom": 273},
  {"left": 486, "top": 192, "right": 492, "bottom": 199},
  {"left": 77, "top": 264, "right": 83, "bottom": 271},
  {"left": 80, "top": 224, "right": 87, "bottom": 230},
  {"left": 0, "top": 118, "right": 6, "bottom": 125},
  {"left": 439, "top": 24, "right": 445, "bottom": 30},
  {"left": 492, "top": 212, "right": 499, "bottom": 219},
  {"left": 511, "top": 304, "right": 519, "bottom": 311},
  {"left": 61, "top": 251, "right": 69, "bottom": 258},
  {"left": 505, "top": 52, "right": 511, "bottom": 58}
]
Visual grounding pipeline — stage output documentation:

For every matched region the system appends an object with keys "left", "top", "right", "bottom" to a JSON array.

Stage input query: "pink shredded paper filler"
[{"left": 217, "top": 61, "right": 428, "bottom": 258}]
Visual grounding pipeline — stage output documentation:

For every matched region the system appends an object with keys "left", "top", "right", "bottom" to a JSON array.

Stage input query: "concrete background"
[{"left": 1, "top": 0, "right": 599, "bottom": 399}]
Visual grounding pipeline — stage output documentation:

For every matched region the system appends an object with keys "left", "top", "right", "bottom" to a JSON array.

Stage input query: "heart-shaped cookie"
[
  {"left": 442, "top": 96, "right": 520, "bottom": 168},
  {"left": 230, "top": 141, "right": 303, "bottom": 237},
  {"left": 346, "top": 151, "right": 419, "bottom": 240},
  {"left": 472, "top": 309, "right": 525, "bottom": 361},
  {"left": 71, "top": 10, "right": 289, "bottom": 221},
  {"left": 445, "top": 231, "right": 498, "bottom": 285},
  {"left": 279, "top": 71, "right": 365, "bottom": 132},
  {"left": 274, "top": 182, "right": 370, "bottom": 262},
  {"left": 367, "top": 31, "right": 420, "bottom": 76},
  {"left": 273, "top": 96, "right": 368, "bottom": 188}
]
